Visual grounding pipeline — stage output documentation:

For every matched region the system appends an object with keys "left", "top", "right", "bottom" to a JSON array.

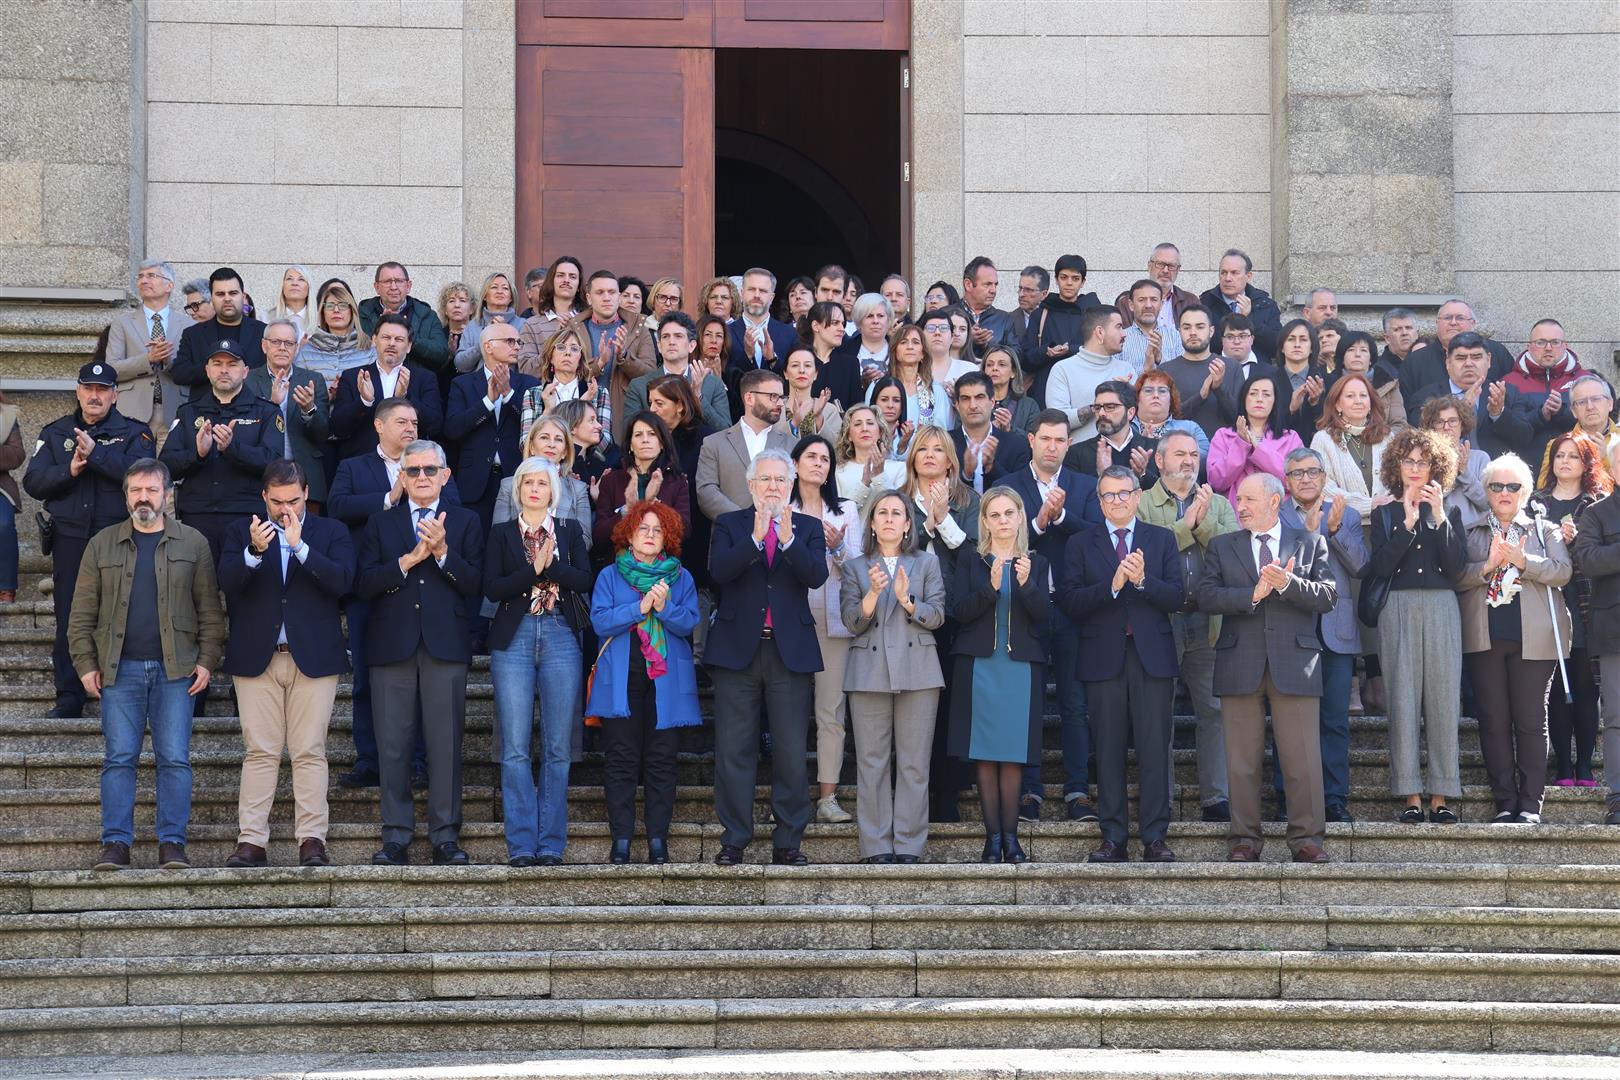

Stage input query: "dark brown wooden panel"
[
  {"left": 541, "top": 190, "right": 685, "bottom": 236},
  {"left": 743, "top": 0, "right": 885, "bottom": 22},
  {"left": 540, "top": 70, "right": 683, "bottom": 118},
  {"left": 715, "top": 0, "right": 907, "bottom": 47},
  {"left": 518, "top": 0, "right": 713, "bottom": 47},
  {"left": 542, "top": 115, "right": 684, "bottom": 167}
]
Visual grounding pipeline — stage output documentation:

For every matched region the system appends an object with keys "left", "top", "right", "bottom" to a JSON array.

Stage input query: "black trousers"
[
  {"left": 603, "top": 651, "right": 678, "bottom": 840},
  {"left": 51, "top": 533, "right": 90, "bottom": 708},
  {"left": 1547, "top": 647, "right": 1599, "bottom": 777},
  {"left": 1466, "top": 642, "right": 1553, "bottom": 815},
  {"left": 1085, "top": 638, "right": 1176, "bottom": 846},
  {"left": 711, "top": 636, "right": 812, "bottom": 850},
  {"left": 180, "top": 510, "right": 238, "bottom": 573}
]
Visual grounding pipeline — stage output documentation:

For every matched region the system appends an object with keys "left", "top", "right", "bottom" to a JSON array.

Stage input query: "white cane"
[{"left": 1532, "top": 507, "right": 1574, "bottom": 704}]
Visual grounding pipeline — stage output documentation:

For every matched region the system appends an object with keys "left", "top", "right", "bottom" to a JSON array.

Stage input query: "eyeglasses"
[
  {"left": 634, "top": 525, "right": 664, "bottom": 537},
  {"left": 1285, "top": 467, "right": 1325, "bottom": 479},
  {"left": 1148, "top": 260, "right": 1181, "bottom": 272},
  {"left": 1094, "top": 402, "right": 1127, "bottom": 412},
  {"left": 487, "top": 337, "right": 519, "bottom": 347},
  {"left": 749, "top": 391, "right": 783, "bottom": 402},
  {"left": 264, "top": 338, "right": 297, "bottom": 348},
  {"left": 1399, "top": 458, "right": 1432, "bottom": 469},
  {"left": 1099, "top": 490, "right": 1137, "bottom": 503},
  {"left": 376, "top": 277, "right": 408, "bottom": 286},
  {"left": 1437, "top": 313, "right": 1473, "bottom": 323},
  {"left": 1430, "top": 416, "right": 1462, "bottom": 428},
  {"left": 403, "top": 465, "right": 441, "bottom": 477},
  {"left": 1530, "top": 339, "right": 1567, "bottom": 349},
  {"left": 1225, "top": 331, "right": 1254, "bottom": 340},
  {"left": 1487, "top": 482, "right": 1524, "bottom": 493},
  {"left": 322, "top": 302, "right": 348, "bottom": 312},
  {"left": 183, "top": 301, "right": 205, "bottom": 314},
  {"left": 1572, "top": 396, "right": 1610, "bottom": 409}
]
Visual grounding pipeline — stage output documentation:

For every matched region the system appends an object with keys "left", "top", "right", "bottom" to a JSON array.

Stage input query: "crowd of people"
[{"left": 15, "top": 248, "right": 1620, "bottom": 873}]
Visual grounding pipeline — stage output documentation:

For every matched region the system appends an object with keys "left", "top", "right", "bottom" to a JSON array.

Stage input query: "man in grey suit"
[
  {"left": 623, "top": 311, "right": 732, "bottom": 432},
  {"left": 1196, "top": 472, "right": 1337, "bottom": 864},
  {"left": 103, "top": 258, "right": 186, "bottom": 432},
  {"left": 695, "top": 367, "right": 795, "bottom": 522},
  {"left": 248, "top": 318, "right": 332, "bottom": 506}
]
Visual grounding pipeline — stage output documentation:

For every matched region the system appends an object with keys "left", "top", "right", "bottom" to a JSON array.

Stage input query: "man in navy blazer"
[
  {"left": 442, "top": 323, "right": 538, "bottom": 535},
  {"left": 726, "top": 269, "right": 800, "bottom": 375},
  {"left": 1002, "top": 408, "right": 1104, "bottom": 821},
  {"left": 325, "top": 397, "right": 454, "bottom": 787},
  {"left": 1060, "top": 466, "right": 1184, "bottom": 864},
  {"left": 217, "top": 461, "right": 353, "bottom": 868},
  {"left": 355, "top": 439, "right": 484, "bottom": 867},
  {"left": 329, "top": 314, "right": 444, "bottom": 461},
  {"left": 706, "top": 449, "right": 828, "bottom": 867}
]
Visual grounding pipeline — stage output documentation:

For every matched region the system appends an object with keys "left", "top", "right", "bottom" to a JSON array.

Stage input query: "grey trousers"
[
  {"left": 849, "top": 689, "right": 939, "bottom": 858},
  {"left": 711, "top": 637, "right": 814, "bottom": 850},
  {"left": 1173, "top": 612, "right": 1226, "bottom": 806},
  {"left": 1597, "top": 654, "right": 1620, "bottom": 810},
  {"left": 1378, "top": 589, "right": 1463, "bottom": 798},
  {"left": 372, "top": 646, "right": 467, "bottom": 847}
]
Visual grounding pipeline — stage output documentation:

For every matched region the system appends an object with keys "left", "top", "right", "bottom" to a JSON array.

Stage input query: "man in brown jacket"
[
  {"left": 562, "top": 270, "right": 655, "bottom": 445},
  {"left": 67, "top": 458, "right": 226, "bottom": 871}
]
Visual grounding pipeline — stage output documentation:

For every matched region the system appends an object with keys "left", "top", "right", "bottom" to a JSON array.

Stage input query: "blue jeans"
[
  {"left": 100, "top": 660, "right": 194, "bottom": 845},
  {"left": 1273, "top": 647, "right": 1354, "bottom": 807},
  {"left": 1024, "top": 605, "right": 1088, "bottom": 800},
  {"left": 490, "top": 612, "right": 582, "bottom": 858},
  {"left": 0, "top": 497, "right": 17, "bottom": 591}
]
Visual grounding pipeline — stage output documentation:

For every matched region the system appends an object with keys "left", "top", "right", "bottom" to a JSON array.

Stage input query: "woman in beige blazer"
[
  {"left": 839, "top": 490, "right": 946, "bottom": 863},
  {"left": 1457, "top": 453, "right": 1572, "bottom": 825}
]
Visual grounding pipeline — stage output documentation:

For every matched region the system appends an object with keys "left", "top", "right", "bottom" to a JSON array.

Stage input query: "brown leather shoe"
[
  {"left": 157, "top": 842, "right": 190, "bottom": 869},
  {"left": 299, "top": 838, "right": 330, "bottom": 867},
  {"left": 1292, "top": 842, "right": 1330, "bottom": 864},
  {"left": 1142, "top": 839, "right": 1176, "bottom": 863},
  {"left": 93, "top": 841, "right": 130, "bottom": 871},
  {"left": 1086, "top": 839, "right": 1128, "bottom": 863},
  {"left": 225, "top": 842, "right": 267, "bottom": 868},
  {"left": 1227, "top": 844, "right": 1260, "bottom": 862}
]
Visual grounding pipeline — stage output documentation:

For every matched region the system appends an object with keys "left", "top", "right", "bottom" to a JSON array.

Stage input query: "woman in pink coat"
[{"left": 1207, "top": 370, "right": 1303, "bottom": 508}]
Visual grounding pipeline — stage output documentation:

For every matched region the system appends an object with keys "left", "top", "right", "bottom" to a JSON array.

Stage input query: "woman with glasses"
[
  {"left": 294, "top": 283, "right": 376, "bottom": 401},
  {"left": 520, "top": 328, "right": 613, "bottom": 456},
  {"left": 1457, "top": 453, "right": 1571, "bottom": 824},
  {"left": 647, "top": 278, "right": 684, "bottom": 322},
  {"left": 920, "top": 308, "right": 975, "bottom": 399},
  {"left": 1365, "top": 427, "right": 1468, "bottom": 823},
  {"left": 1421, "top": 396, "right": 1491, "bottom": 530},
  {"left": 1208, "top": 370, "right": 1302, "bottom": 509},
  {"left": 1132, "top": 368, "right": 1208, "bottom": 462}
]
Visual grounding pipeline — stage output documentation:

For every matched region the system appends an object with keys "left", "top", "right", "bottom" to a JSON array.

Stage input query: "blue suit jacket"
[
  {"left": 443, "top": 367, "right": 541, "bottom": 504},
  {"left": 1001, "top": 465, "right": 1103, "bottom": 573},
  {"left": 355, "top": 500, "right": 484, "bottom": 665},
  {"left": 329, "top": 361, "right": 445, "bottom": 460},
  {"left": 327, "top": 451, "right": 462, "bottom": 549},
  {"left": 1059, "top": 520, "right": 1183, "bottom": 680},
  {"left": 217, "top": 513, "right": 354, "bottom": 678},
  {"left": 704, "top": 508, "right": 828, "bottom": 674},
  {"left": 726, "top": 317, "right": 799, "bottom": 374}
]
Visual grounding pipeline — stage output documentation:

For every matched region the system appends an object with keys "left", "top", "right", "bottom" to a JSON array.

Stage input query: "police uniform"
[
  {"left": 157, "top": 338, "right": 284, "bottom": 566},
  {"left": 21, "top": 362, "right": 156, "bottom": 717}
]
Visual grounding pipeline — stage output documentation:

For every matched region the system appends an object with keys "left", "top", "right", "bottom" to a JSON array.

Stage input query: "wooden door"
[{"left": 515, "top": 45, "right": 715, "bottom": 296}]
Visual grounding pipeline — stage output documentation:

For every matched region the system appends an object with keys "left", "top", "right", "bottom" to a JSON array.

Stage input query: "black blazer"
[
  {"left": 217, "top": 513, "right": 354, "bottom": 678},
  {"left": 1366, "top": 500, "right": 1468, "bottom": 589},
  {"left": 171, "top": 316, "right": 267, "bottom": 390},
  {"left": 1001, "top": 465, "right": 1103, "bottom": 578},
  {"left": 356, "top": 500, "right": 484, "bottom": 665},
  {"left": 1575, "top": 493, "right": 1620, "bottom": 646},
  {"left": 483, "top": 516, "right": 594, "bottom": 644},
  {"left": 329, "top": 361, "right": 445, "bottom": 459},
  {"left": 326, "top": 451, "right": 462, "bottom": 549},
  {"left": 817, "top": 344, "right": 868, "bottom": 412},
  {"left": 951, "top": 426, "right": 1031, "bottom": 485},
  {"left": 704, "top": 508, "right": 828, "bottom": 674},
  {"left": 1059, "top": 520, "right": 1183, "bottom": 680},
  {"left": 948, "top": 546, "right": 1050, "bottom": 661},
  {"left": 442, "top": 366, "right": 542, "bottom": 504}
]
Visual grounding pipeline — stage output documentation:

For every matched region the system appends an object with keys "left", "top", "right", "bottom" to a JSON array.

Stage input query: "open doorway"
[{"left": 715, "top": 48, "right": 906, "bottom": 292}]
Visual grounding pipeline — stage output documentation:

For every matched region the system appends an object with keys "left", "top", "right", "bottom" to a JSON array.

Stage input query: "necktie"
[
  {"left": 1258, "top": 532, "right": 1273, "bottom": 576},
  {"left": 150, "top": 312, "right": 164, "bottom": 341},
  {"left": 763, "top": 519, "right": 778, "bottom": 629},
  {"left": 149, "top": 313, "right": 165, "bottom": 405},
  {"left": 1116, "top": 528, "right": 1134, "bottom": 634},
  {"left": 415, "top": 505, "right": 432, "bottom": 537}
]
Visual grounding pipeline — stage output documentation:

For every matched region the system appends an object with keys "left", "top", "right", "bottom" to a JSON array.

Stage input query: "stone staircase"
[{"left": 0, "top": 580, "right": 1618, "bottom": 1075}]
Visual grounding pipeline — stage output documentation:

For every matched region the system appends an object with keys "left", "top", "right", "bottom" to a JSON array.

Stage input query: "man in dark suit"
[
  {"left": 949, "top": 372, "right": 1029, "bottom": 493},
  {"left": 1196, "top": 472, "right": 1338, "bottom": 864},
  {"left": 171, "top": 267, "right": 266, "bottom": 391},
  {"left": 217, "top": 461, "right": 354, "bottom": 869},
  {"left": 248, "top": 318, "right": 331, "bottom": 505},
  {"left": 442, "top": 321, "right": 538, "bottom": 535},
  {"left": 1571, "top": 452, "right": 1620, "bottom": 826},
  {"left": 1063, "top": 380, "right": 1156, "bottom": 482},
  {"left": 706, "top": 448, "right": 828, "bottom": 867},
  {"left": 356, "top": 439, "right": 483, "bottom": 866},
  {"left": 1397, "top": 298, "right": 1516, "bottom": 403},
  {"left": 1003, "top": 409, "right": 1104, "bottom": 821},
  {"left": 330, "top": 314, "right": 445, "bottom": 460},
  {"left": 1404, "top": 332, "right": 1535, "bottom": 456},
  {"left": 326, "top": 398, "right": 456, "bottom": 788},
  {"left": 1061, "top": 466, "right": 1184, "bottom": 863},
  {"left": 726, "top": 268, "right": 799, "bottom": 375}
]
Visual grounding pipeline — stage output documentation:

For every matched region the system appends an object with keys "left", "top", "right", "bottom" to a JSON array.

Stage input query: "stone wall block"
[
  {"left": 211, "top": 24, "right": 338, "bottom": 105},
  {"left": 1085, "top": 35, "right": 1269, "bottom": 114},
  {"left": 334, "top": 185, "right": 461, "bottom": 265},
  {"left": 962, "top": 0, "right": 1025, "bottom": 35},
  {"left": 1288, "top": 12, "right": 1452, "bottom": 95},
  {"left": 1456, "top": 270, "right": 1620, "bottom": 353},
  {"left": 1370, "top": 174, "right": 1452, "bottom": 257},
  {"left": 408, "top": 108, "right": 469, "bottom": 187},
  {"left": 1287, "top": 95, "right": 1453, "bottom": 176},
  {"left": 0, "top": 162, "right": 44, "bottom": 245},
  {"left": 1454, "top": 34, "right": 1620, "bottom": 115},
  {"left": 461, "top": 188, "right": 514, "bottom": 276},
  {"left": 145, "top": 21, "right": 212, "bottom": 102},
  {"left": 961, "top": 114, "right": 1026, "bottom": 191},
  {"left": 276, "top": 0, "right": 402, "bottom": 26},
  {"left": 1086, "top": 193, "right": 1210, "bottom": 270},
  {"left": 1206, "top": 193, "right": 1274, "bottom": 270},
  {"left": 403, "top": 0, "right": 465, "bottom": 29},
  {"left": 1287, "top": 174, "right": 1373, "bottom": 255},
  {"left": 1024, "top": 115, "right": 1150, "bottom": 193},
  {"left": 1454, "top": 0, "right": 1618, "bottom": 36},
  {"left": 211, "top": 183, "right": 342, "bottom": 263},
  {"left": 149, "top": 0, "right": 275, "bottom": 25},
  {"left": 338, "top": 27, "right": 462, "bottom": 108},
  {"left": 1023, "top": 0, "right": 1147, "bottom": 36},
  {"left": 1454, "top": 114, "right": 1620, "bottom": 193},
  {"left": 148, "top": 103, "right": 275, "bottom": 183},
  {"left": 0, "top": 4, "right": 131, "bottom": 82},
  {"left": 145, "top": 182, "right": 214, "bottom": 262},
  {"left": 0, "top": 79, "right": 134, "bottom": 165},
  {"left": 964, "top": 192, "right": 1085, "bottom": 270},
  {"left": 1149, "top": 115, "right": 1270, "bottom": 193},
  {"left": 1145, "top": 0, "right": 1271, "bottom": 36},
  {"left": 962, "top": 36, "right": 1077, "bottom": 113},
  {"left": 43, "top": 164, "right": 134, "bottom": 248},
  {"left": 270, "top": 107, "right": 402, "bottom": 186},
  {"left": 1455, "top": 192, "right": 1620, "bottom": 273}
]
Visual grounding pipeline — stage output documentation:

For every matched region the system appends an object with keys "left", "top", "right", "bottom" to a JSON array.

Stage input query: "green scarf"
[{"left": 614, "top": 550, "right": 682, "bottom": 676}]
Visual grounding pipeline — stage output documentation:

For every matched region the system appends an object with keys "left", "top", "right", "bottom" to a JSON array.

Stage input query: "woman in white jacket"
[{"left": 1309, "top": 373, "right": 1395, "bottom": 517}]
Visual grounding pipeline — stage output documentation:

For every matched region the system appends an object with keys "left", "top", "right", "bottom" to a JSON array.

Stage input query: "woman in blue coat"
[{"left": 585, "top": 498, "right": 701, "bottom": 864}]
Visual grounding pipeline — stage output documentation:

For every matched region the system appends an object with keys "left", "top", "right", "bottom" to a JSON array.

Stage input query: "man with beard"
[
  {"left": 1064, "top": 381, "right": 1154, "bottom": 481},
  {"left": 1159, "top": 306, "right": 1232, "bottom": 437},
  {"left": 726, "top": 267, "right": 798, "bottom": 374},
  {"left": 695, "top": 368, "right": 797, "bottom": 520}
]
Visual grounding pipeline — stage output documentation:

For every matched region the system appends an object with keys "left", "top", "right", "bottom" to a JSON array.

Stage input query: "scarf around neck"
[{"left": 614, "top": 551, "right": 682, "bottom": 677}]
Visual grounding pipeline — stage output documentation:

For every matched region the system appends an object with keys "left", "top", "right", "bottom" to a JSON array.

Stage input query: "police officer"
[
  {"left": 158, "top": 338, "right": 283, "bottom": 567},
  {"left": 23, "top": 362, "right": 156, "bottom": 718}
]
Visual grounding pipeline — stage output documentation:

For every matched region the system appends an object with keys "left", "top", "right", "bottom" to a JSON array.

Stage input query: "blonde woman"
[
  {"left": 494, "top": 414, "right": 591, "bottom": 530},
  {"left": 455, "top": 272, "right": 529, "bottom": 372},
  {"left": 947, "top": 486, "right": 1048, "bottom": 862},
  {"left": 902, "top": 424, "right": 981, "bottom": 580},
  {"left": 294, "top": 282, "right": 375, "bottom": 396},
  {"left": 519, "top": 327, "right": 612, "bottom": 452},
  {"left": 835, "top": 403, "right": 905, "bottom": 511},
  {"left": 265, "top": 265, "right": 317, "bottom": 339},
  {"left": 648, "top": 277, "right": 683, "bottom": 322}
]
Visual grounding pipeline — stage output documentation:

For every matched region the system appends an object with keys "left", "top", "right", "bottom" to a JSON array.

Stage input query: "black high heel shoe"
[
  {"left": 981, "top": 832, "right": 1004, "bottom": 863},
  {"left": 609, "top": 838, "right": 632, "bottom": 864},
  {"left": 1001, "top": 832, "right": 1028, "bottom": 864},
  {"left": 647, "top": 837, "right": 669, "bottom": 864}
]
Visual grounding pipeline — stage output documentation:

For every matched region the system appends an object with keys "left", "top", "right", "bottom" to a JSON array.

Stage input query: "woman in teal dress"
[{"left": 947, "top": 486, "right": 1050, "bottom": 863}]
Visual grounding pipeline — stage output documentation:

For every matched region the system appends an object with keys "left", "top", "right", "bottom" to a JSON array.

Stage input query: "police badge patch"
[{"left": 276, "top": 414, "right": 286, "bottom": 433}]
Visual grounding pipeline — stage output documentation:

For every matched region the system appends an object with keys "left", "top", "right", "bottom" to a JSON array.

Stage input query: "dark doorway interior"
[{"left": 715, "top": 48, "right": 904, "bottom": 295}]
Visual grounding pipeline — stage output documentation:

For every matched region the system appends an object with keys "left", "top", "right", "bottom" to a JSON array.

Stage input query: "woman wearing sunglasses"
[{"left": 1456, "top": 454, "right": 1572, "bottom": 825}]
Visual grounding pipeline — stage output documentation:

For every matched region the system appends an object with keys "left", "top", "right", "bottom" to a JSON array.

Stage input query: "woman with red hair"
[
  {"left": 585, "top": 499, "right": 701, "bottom": 864},
  {"left": 1535, "top": 432, "right": 1611, "bottom": 786}
]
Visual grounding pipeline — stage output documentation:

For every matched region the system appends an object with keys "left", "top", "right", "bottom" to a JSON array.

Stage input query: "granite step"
[
  {"left": 2, "top": 995, "right": 1619, "bottom": 1057},
  {"left": 3, "top": 820, "right": 1620, "bottom": 873},
  {"left": 4, "top": 947, "right": 1620, "bottom": 1010}
]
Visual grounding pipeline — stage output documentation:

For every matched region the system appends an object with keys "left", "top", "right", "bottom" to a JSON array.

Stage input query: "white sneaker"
[{"left": 816, "top": 796, "right": 853, "bottom": 823}]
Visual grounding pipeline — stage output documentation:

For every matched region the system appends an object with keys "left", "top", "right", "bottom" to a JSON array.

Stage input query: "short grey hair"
[
  {"left": 1568, "top": 373, "right": 1613, "bottom": 402},
  {"left": 509, "top": 456, "right": 562, "bottom": 515},
  {"left": 1020, "top": 265, "right": 1049, "bottom": 290},
  {"left": 851, "top": 292, "right": 891, "bottom": 327},
  {"left": 1156, "top": 429, "right": 1200, "bottom": 457},
  {"left": 880, "top": 274, "right": 911, "bottom": 299},
  {"left": 1483, "top": 453, "right": 1534, "bottom": 500},
  {"left": 1382, "top": 307, "right": 1417, "bottom": 329},
  {"left": 182, "top": 277, "right": 209, "bottom": 298},
  {"left": 1285, "top": 447, "right": 1323, "bottom": 469},
  {"left": 745, "top": 447, "right": 796, "bottom": 484},
  {"left": 1244, "top": 471, "right": 1286, "bottom": 500},
  {"left": 1221, "top": 248, "right": 1253, "bottom": 272},
  {"left": 402, "top": 439, "right": 448, "bottom": 468},
  {"left": 1098, "top": 464, "right": 1141, "bottom": 491},
  {"left": 743, "top": 267, "right": 777, "bottom": 291},
  {"left": 136, "top": 259, "right": 175, "bottom": 285},
  {"left": 263, "top": 317, "right": 302, "bottom": 341},
  {"left": 1309, "top": 287, "right": 1336, "bottom": 304}
]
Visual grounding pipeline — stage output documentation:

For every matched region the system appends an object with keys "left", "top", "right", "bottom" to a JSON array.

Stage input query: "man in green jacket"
[
  {"left": 1136, "top": 430, "right": 1237, "bottom": 823},
  {"left": 67, "top": 458, "right": 226, "bottom": 872}
]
